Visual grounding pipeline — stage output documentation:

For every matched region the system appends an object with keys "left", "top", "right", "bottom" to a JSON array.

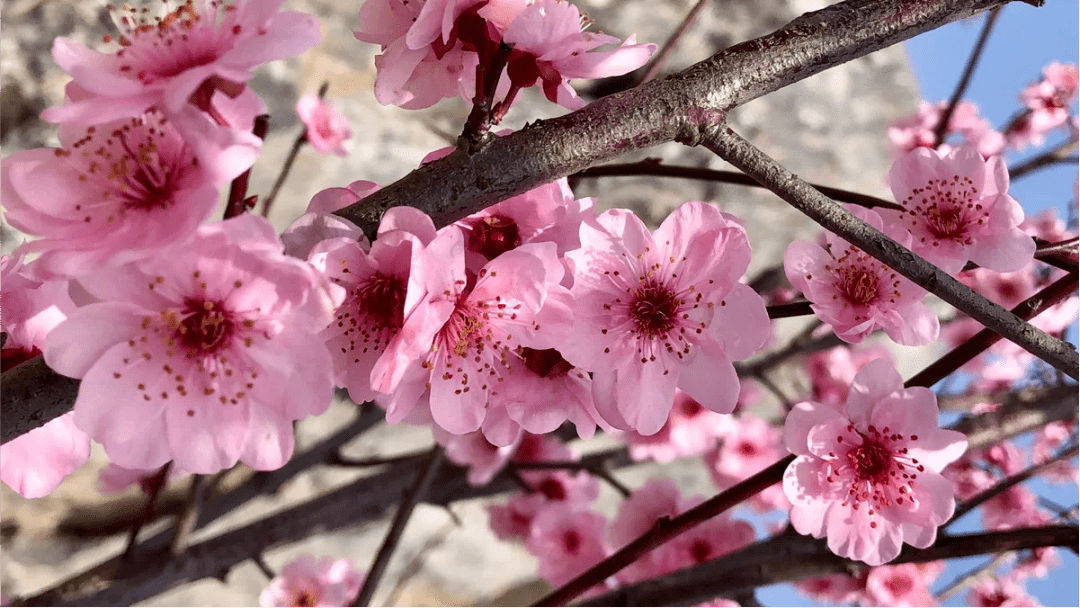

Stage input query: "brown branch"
[
  {"left": 352, "top": 447, "right": 444, "bottom": 606},
  {"left": 905, "top": 272, "right": 1079, "bottom": 389},
  {"left": 1008, "top": 137, "right": 1080, "bottom": 181},
  {"left": 697, "top": 125, "right": 1079, "bottom": 379},
  {"left": 578, "top": 525, "right": 1076, "bottom": 607},
  {"left": 169, "top": 474, "right": 209, "bottom": 556},
  {"left": 260, "top": 81, "right": 329, "bottom": 218},
  {"left": 766, "top": 301, "right": 815, "bottom": 319},
  {"left": 224, "top": 114, "right": 270, "bottom": 219},
  {"left": 932, "top": 7, "right": 1003, "bottom": 147},
  {"left": 334, "top": 0, "right": 1012, "bottom": 237},
  {"left": 15, "top": 388, "right": 1065, "bottom": 607},
  {"left": 637, "top": 0, "right": 711, "bottom": 85},
  {"left": 121, "top": 463, "right": 172, "bottom": 560},
  {"left": 574, "top": 161, "right": 903, "bottom": 211},
  {"left": 947, "top": 441, "right": 1079, "bottom": 526},
  {"left": 1, "top": 356, "right": 79, "bottom": 445}
]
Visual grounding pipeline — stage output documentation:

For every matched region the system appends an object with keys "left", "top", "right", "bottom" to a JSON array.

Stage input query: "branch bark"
[
  {"left": 579, "top": 525, "right": 1077, "bottom": 607},
  {"left": 697, "top": 125, "right": 1079, "bottom": 379},
  {"left": 334, "top": 0, "right": 1011, "bottom": 236}
]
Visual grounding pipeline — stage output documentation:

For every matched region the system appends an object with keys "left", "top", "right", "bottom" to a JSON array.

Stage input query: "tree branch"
[
  {"left": 932, "top": 7, "right": 1003, "bottom": 147},
  {"left": 578, "top": 525, "right": 1076, "bottom": 607},
  {"left": 334, "top": 0, "right": 1011, "bottom": 237},
  {"left": 697, "top": 124, "right": 1078, "bottom": 379},
  {"left": 1, "top": 356, "right": 79, "bottom": 445}
]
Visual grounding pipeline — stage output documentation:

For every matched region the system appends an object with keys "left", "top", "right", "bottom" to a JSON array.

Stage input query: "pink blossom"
[
  {"left": 527, "top": 505, "right": 610, "bottom": 587},
  {"left": 489, "top": 492, "right": 549, "bottom": 541},
  {"left": 296, "top": 94, "right": 351, "bottom": 156},
  {"left": 1032, "top": 421, "right": 1078, "bottom": 484},
  {"left": 782, "top": 359, "right": 967, "bottom": 566},
  {"left": 1017, "top": 62, "right": 1079, "bottom": 141},
  {"left": 884, "top": 145, "right": 1035, "bottom": 274},
  {"left": 982, "top": 485, "right": 1046, "bottom": 531},
  {"left": 625, "top": 390, "right": 732, "bottom": 463},
  {"left": 658, "top": 509, "right": 754, "bottom": 576},
  {"left": 968, "top": 576, "right": 1040, "bottom": 607},
  {"left": 1, "top": 414, "right": 91, "bottom": 499},
  {"left": 259, "top": 555, "right": 365, "bottom": 607},
  {"left": 785, "top": 206, "right": 939, "bottom": 345},
  {"left": 706, "top": 414, "right": 790, "bottom": 512},
  {"left": 438, "top": 428, "right": 520, "bottom": 486},
  {"left": 564, "top": 202, "right": 770, "bottom": 435},
  {"left": 864, "top": 563, "right": 936, "bottom": 607},
  {"left": 960, "top": 267, "right": 1038, "bottom": 310},
  {"left": 42, "top": 1, "right": 320, "bottom": 182},
  {"left": 805, "top": 344, "right": 893, "bottom": 406},
  {"left": 794, "top": 573, "right": 866, "bottom": 605},
  {"left": 307, "top": 210, "right": 435, "bottom": 404},
  {"left": 372, "top": 228, "right": 573, "bottom": 443},
  {"left": 2, "top": 112, "right": 223, "bottom": 279},
  {"left": 97, "top": 462, "right": 187, "bottom": 494},
  {"left": 280, "top": 180, "right": 380, "bottom": 260},
  {"left": 1021, "top": 208, "right": 1075, "bottom": 244},
  {"left": 499, "top": 0, "right": 655, "bottom": 110},
  {"left": 943, "top": 454, "right": 997, "bottom": 501},
  {"left": 0, "top": 255, "right": 89, "bottom": 499},
  {"left": 609, "top": 478, "right": 692, "bottom": 581},
  {"left": 888, "top": 100, "right": 1004, "bottom": 158},
  {"left": 44, "top": 215, "right": 340, "bottom": 474}
]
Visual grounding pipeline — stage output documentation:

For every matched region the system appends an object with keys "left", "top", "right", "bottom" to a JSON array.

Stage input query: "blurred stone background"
[{"left": 1, "top": 0, "right": 929, "bottom": 604}]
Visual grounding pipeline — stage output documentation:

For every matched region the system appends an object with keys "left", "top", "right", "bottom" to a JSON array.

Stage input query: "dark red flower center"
[
  {"left": 472, "top": 214, "right": 522, "bottom": 260},
  {"left": 847, "top": 438, "right": 893, "bottom": 483},
  {"left": 178, "top": 299, "right": 235, "bottom": 354},
  {"left": 630, "top": 280, "right": 680, "bottom": 337},
  {"left": 522, "top": 347, "right": 573, "bottom": 378}
]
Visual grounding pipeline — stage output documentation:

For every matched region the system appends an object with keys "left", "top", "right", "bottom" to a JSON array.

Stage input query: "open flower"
[
  {"left": 296, "top": 95, "right": 352, "bottom": 156},
  {"left": 44, "top": 215, "right": 340, "bottom": 474},
  {"left": 2, "top": 112, "right": 221, "bottom": 279},
  {"left": 784, "top": 206, "right": 938, "bottom": 346},
  {"left": 260, "top": 555, "right": 365, "bottom": 607},
  {"left": 883, "top": 144, "right": 1035, "bottom": 274},
  {"left": 564, "top": 202, "right": 770, "bottom": 435},
  {"left": 782, "top": 359, "right": 967, "bottom": 566}
]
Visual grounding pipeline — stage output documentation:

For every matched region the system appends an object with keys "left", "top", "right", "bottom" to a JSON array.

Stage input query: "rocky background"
[{"left": 1, "top": 0, "right": 929, "bottom": 604}]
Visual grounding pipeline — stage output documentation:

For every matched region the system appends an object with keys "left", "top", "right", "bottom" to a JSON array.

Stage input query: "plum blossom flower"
[
  {"left": 296, "top": 94, "right": 352, "bottom": 156},
  {"left": 884, "top": 145, "right": 1035, "bottom": 274},
  {"left": 2, "top": 112, "right": 222, "bottom": 279},
  {"left": 863, "top": 563, "right": 936, "bottom": 607},
  {"left": 280, "top": 180, "right": 379, "bottom": 260},
  {"left": 1010, "top": 62, "right": 1079, "bottom": 149},
  {"left": 888, "top": 100, "right": 1004, "bottom": 158},
  {"left": 706, "top": 414, "right": 790, "bottom": 512},
  {"left": 794, "top": 573, "right": 866, "bottom": 605},
  {"left": 624, "top": 390, "right": 733, "bottom": 463},
  {"left": 784, "top": 206, "right": 939, "bottom": 345},
  {"left": 527, "top": 505, "right": 610, "bottom": 587},
  {"left": 967, "top": 576, "right": 1039, "bottom": 607},
  {"left": 564, "top": 202, "right": 770, "bottom": 435},
  {"left": 498, "top": 0, "right": 655, "bottom": 110},
  {"left": 782, "top": 359, "right": 967, "bottom": 566},
  {"left": 805, "top": 344, "right": 893, "bottom": 406},
  {"left": 44, "top": 215, "right": 340, "bottom": 474},
  {"left": 371, "top": 228, "right": 573, "bottom": 443},
  {"left": 1, "top": 255, "right": 89, "bottom": 499},
  {"left": 259, "top": 555, "right": 365, "bottom": 607},
  {"left": 42, "top": 0, "right": 320, "bottom": 182}
]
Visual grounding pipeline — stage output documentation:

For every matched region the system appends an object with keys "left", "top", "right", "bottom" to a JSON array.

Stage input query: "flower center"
[
  {"left": 690, "top": 539, "right": 713, "bottom": 563},
  {"left": 292, "top": 588, "right": 319, "bottom": 607},
  {"left": 838, "top": 267, "right": 880, "bottom": 307},
  {"left": 563, "top": 529, "right": 582, "bottom": 554},
  {"left": 630, "top": 280, "right": 681, "bottom": 337},
  {"left": 846, "top": 439, "right": 893, "bottom": 483},
  {"left": 176, "top": 299, "right": 235, "bottom": 355},
  {"left": 471, "top": 215, "right": 522, "bottom": 260},
  {"left": 521, "top": 347, "right": 573, "bottom": 378},
  {"left": 354, "top": 273, "right": 405, "bottom": 329},
  {"left": 538, "top": 477, "right": 568, "bottom": 501},
  {"left": 899, "top": 175, "right": 988, "bottom": 245}
]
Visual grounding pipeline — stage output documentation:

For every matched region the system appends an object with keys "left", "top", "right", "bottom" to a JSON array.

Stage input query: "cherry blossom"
[
  {"left": 863, "top": 563, "right": 936, "bottom": 607},
  {"left": 888, "top": 100, "right": 1004, "bottom": 158},
  {"left": 280, "top": 180, "right": 380, "bottom": 260},
  {"left": 259, "top": 555, "right": 365, "bottom": 607},
  {"left": 794, "top": 573, "right": 866, "bottom": 605},
  {"left": 967, "top": 575, "right": 1039, "bottom": 608},
  {"left": 1010, "top": 62, "right": 1079, "bottom": 149},
  {"left": 564, "top": 202, "right": 770, "bottom": 435},
  {"left": 884, "top": 144, "right": 1035, "bottom": 274},
  {"left": 805, "top": 344, "right": 893, "bottom": 406},
  {"left": 527, "top": 505, "right": 610, "bottom": 587},
  {"left": 498, "top": 0, "right": 655, "bottom": 110},
  {"left": 624, "top": 390, "right": 733, "bottom": 463},
  {"left": 784, "top": 205, "right": 939, "bottom": 345},
  {"left": 42, "top": 0, "right": 320, "bottom": 181},
  {"left": 782, "top": 359, "right": 967, "bottom": 566},
  {"left": 1, "top": 255, "right": 89, "bottom": 499},
  {"left": 296, "top": 94, "right": 352, "bottom": 156},
  {"left": 706, "top": 414, "right": 790, "bottom": 512},
  {"left": 2, "top": 112, "right": 221, "bottom": 279},
  {"left": 44, "top": 215, "right": 340, "bottom": 474}
]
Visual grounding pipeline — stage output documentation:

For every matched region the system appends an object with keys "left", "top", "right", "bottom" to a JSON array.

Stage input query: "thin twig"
[
  {"left": 934, "top": 553, "right": 1010, "bottom": 602},
  {"left": 122, "top": 463, "right": 173, "bottom": 560},
  {"left": 932, "top": 7, "right": 1003, "bottom": 147},
  {"left": 905, "top": 273, "right": 1079, "bottom": 389},
  {"left": 638, "top": 0, "right": 711, "bottom": 84},
  {"left": 459, "top": 42, "right": 513, "bottom": 150},
  {"left": 326, "top": 449, "right": 430, "bottom": 468},
  {"left": 533, "top": 455, "right": 796, "bottom": 606},
  {"left": 252, "top": 553, "right": 277, "bottom": 581},
  {"left": 766, "top": 301, "right": 814, "bottom": 319},
  {"left": 734, "top": 319, "right": 830, "bottom": 379},
  {"left": 352, "top": 447, "right": 444, "bottom": 607},
  {"left": 169, "top": 474, "right": 208, "bottom": 556},
  {"left": 261, "top": 81, "right": 329, "bottom": 218},
  {"left": 948, "top": 441, "right": 1080, "bottom": 526},
  {"left": 754, "top": 371, "right": 794, "bottom": 411},
  {"left": 574, "top": 161, "right": 903, "bottom": 211},
  {"left": 587, "top": 466, "right": 632, "bottom": 498},
  {"left": 1009, "top": 138, "right": 1080, "bottom": 181},
  {"left": 698, "top": 125, "right": 1079, "bottom": 379},
  {"left": 224, "top": 114, "right": 270, "bottom": 219}
]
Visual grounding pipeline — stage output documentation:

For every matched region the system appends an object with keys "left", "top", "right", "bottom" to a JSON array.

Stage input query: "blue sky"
[{"left": 760, "top": 3, "right": 1079, "bottom": 606}]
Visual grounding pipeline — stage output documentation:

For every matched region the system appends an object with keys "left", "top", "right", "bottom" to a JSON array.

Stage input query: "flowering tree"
[{"left": 1, "top": 0, "right": 1077, "bottom": 606}]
